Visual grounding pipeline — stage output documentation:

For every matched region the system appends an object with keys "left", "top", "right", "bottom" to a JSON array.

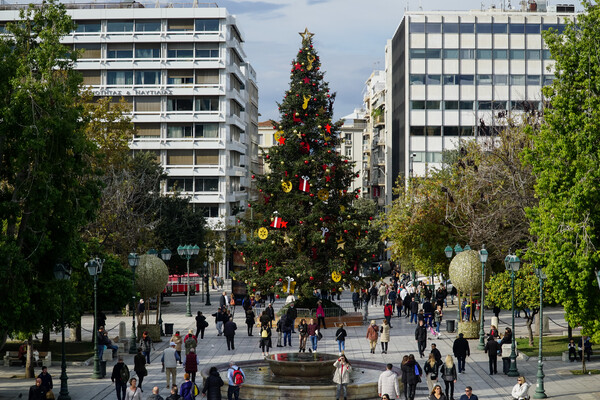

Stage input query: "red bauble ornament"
[
  {"left": 355, "top": 195, "right": 359, "bottom": 198},
  {"left": 248, "top": 203, "right": 252, "bottom": 207},
  {"left": 276, "top": 294, "right": 280, "bottom": 299},
  {"left": 237, "top": 219, "right": 240, "bottom": 223},
  {"left": 296, "top": 94, "right": 300, "bottom": 97},
  {"left": 252, "top": 175, "right": 255, "bottom": 179},
  {"left": 344, "top": 160, "right": 348, "bottom": 163},
  {"left": 342, "top": 271, "right": 346, "bottom": 274},
  {"left": 372, "top": 254, "right": 376, "bottom": 258},
  {"left": 327, "top": 94, "right": 331, "bottom": 98},
  {"left": 315, "top": 114, "right": 319, "bottom": 117},
  {"left": 301, "top": 133, "right": 306, "bottom": 137},
  {"left": 279, "top": 278, "right": 283, "bottom": 281},
  {"left": 295, "top": 174, "right": 299, "bottom": 178},
  {"left": 299, "top": 220, "right": 304, "bottom": 224},
  {"left": 319, "top": 217, "right": 324, "bottom": 221},
  {"left": 344, "top": 230, "right": 348, "bottom": 233},
  {"left": 305, "top": 114, "right": 308, "bottom": 117},
  {"left": 259, "top": 189, "right": 262, "bottom": 192},
  {"left": 369, "top": 217, "right": 373, "bottom": 220},
  {"left": 266, "top": 155, "right": 270, "bottom": 159},
  {"left": 240, "top": 252, "right": 244, "bottom": 256},
  {"left": 310, "top": 193, "right": 314, "bottom": 197},
  {"left": 253, "top": 288, "right": 256, "bottom": 292},
  {"left": 356, "top": 173, "right": 360, "bottom": 177},
  {"left": 327, "top": 150, "right": 331, "bottom": 153},
  {"left": 309, "top": 276, "right": 314, "bottom": 280},
  {"left": 304, "top": 160, "right": 309, "bottom": 164}
]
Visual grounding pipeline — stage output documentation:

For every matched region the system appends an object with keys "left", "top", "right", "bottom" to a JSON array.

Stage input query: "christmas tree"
[{"left": 235, "top": 29, "right": 377, "bottom": 302}]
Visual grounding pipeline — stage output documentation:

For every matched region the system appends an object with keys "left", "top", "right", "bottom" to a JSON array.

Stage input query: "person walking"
[
  {"left": 316, "top": 301, "right": 326, "bottom": 329},
  {"left": 423, "top": 353, "right": 442, "bottom": 393},
  {"left": 259, "top": 324, "right": 272, "bottom": 356},
  {"left": 202, "top": 366, "right": 224, "bottom": 400},
  {"left": 378, "top": 363, "right": 400, "bottom": 400},
  {"left": 308, "top": 318, "right": 319, "bottom": 353},
  {"left": 400, "top": 355, "right": 409, "bottom": 400},
  {"left": 219, "top": 291, "right": 228, "bottom": 309},
  {"left": 195, "top": 311, "right": 208, "bottom": 340},
  {"left": 378, "top": 283, "right": 387, "bottom": 306},
  {"left": 333, "top": 355, "right": 352, "bottom": 400},
  {"left": 179, "top": 373, "right": 196, "bottom": 400},
  {"left": 111, "top": 357, "right": 129, "bottom": 400},
  {"left": 458, "top": 386, "right": 478, "bottom": 400},
  {"left": 265, "top": 303, "right": 275, "bottom": 328},
  {"left": 366, "top": 320, "right": 379, "bottom": 354},
  {"left": 369, "top": 284, "right": 378, "bottom": 306},
  {"left": 511, "top": 376, "right": 531, "bottom": 400},
  {"left": 433, "top": 305, "right": 443, "bottom": 334},
  {"left": 161, "top": 341, "right": 181, "bottom": 390},
  {"left": 286, "top": 303, "right": 298, "bottom": 333},
  {"left": 245, "top": 308, "right": 255, "bottom": 336},
  {"left": 380, "top": 319, "right": 390, "bottom": 354},
  {"left": 139, "top": 331, "right": 154, "bottom": 364},
  {"left": 170, "top": 331, "right": 183, "bottom": 363},
  {"left": 124, "top": 378, "right": 142, "bottom": 400},
  {"left": 223, "top": 317, "right": 237, "bottom": 351},
  {"left": 298, "top": 318, "right": 308, "bottom": 352},
  {"left": 401, "top": 354, "right": 422, "bottom": 400},
  {"left": 37, "top": 366, "right": 53, "bottom": 396},
  {"left": 410, "top": 297, "right": 419, "bottom": 324},
  {"left": 452, "top": 333, "right": 470, "bottom": 373},
  {"left": 282, "top": 313, "right": 293, "bottom": 347},
  {"left": 146, "top": 386, "right": 165, "bottom": 400},
  {"left": 431, "top": 343, "right": 442, "bottom": 363},
  {"left": 440, "top": 355, "right": 457, "bottom": 400},
  {"left": 227, "top": 362, "right": 245, "bottom": 400},
  {"left": 28, "top": 378, "right": 44, "bottom": 400},
  {"left": 352, "top": 291, "right": 361, "bottom": 312},
  {"left": 166, "top": 385, "right": 181, "bottom": 400},
  {"left": 212, "top": 308, "right": 226, "bottom": 336},
  {"left": 133, "top": 348, "right": 147, "bottom": 392},
  {"left": 415, "top": 319, "right": 428, "bottom": 358},
  {"left": 275, "top": 315, "right": 284, "bottom": 347},
  {"left": 335, "top": 325, "right": 347, "bottom": 355},
  {"left": 384, "top": 301, "right": 394, "bottom": 328},
  {"left": 137, "top": 299, "right": 145, "bottom": 326},
  {"left": 484, "top": 336, "right": 500, "bottom": 375},
  {"left": 429, "top": 384, "right": 447, "bottom": 400},
  {"left": 184, "top": 348, "right": 199, "bottom": 382}
]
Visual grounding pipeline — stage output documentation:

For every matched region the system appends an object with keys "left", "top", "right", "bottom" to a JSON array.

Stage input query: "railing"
[{"left": 0, "top": 2, "right": 220, "bottom": 10}]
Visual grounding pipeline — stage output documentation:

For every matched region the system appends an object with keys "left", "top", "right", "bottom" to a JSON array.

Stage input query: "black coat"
[
  {"left": 335, "top": 327, "right": 347, "bottom": 341},
  {"left": 196, "top": 315, "right": 207, "bottom": 330},
  {"left": 265, "top": 306, "right": 275, "bottom": 321},
  {"left": 440, "top": 364, "right": 457, "bottom": 382},
  {"left": 202, "top": 370, "right": 224, "bottom": 400},
  {"left": 286, "top": 306, "right": 298, "bottom": 320},
  {"left": 415, "top": 325, "right": 428, "bottom": 342},
  {"left": 452, "top": 337, "right": 470, "bottom": 357},
  {"left": 401, "top": 360, "right": 422, "bottom": 385},
  {"left": 410, "top": 300, "right": 419, "bottom": 314},
  {"left": 485, "top": 339, "right": 501, "bottom": 358},
  {"left": 423, "top": 360, "right": 442, "bottom": 379},
  {"left": 245, "top": 310, "right": 255, "bottom": 325},
  {"left": 223, "top": 321, "right": 237, "bottom": 337}
]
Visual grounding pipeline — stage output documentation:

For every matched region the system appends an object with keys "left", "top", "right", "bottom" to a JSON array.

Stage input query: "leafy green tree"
[
  {"left": 486, "top": 263, "right": 557, "bottom": 345},
  {"left": 235, "top": 30, "right": 376, "bottom": 299},
  {"left": 0, "top": 0, "right": 102, "bottom": 375},
  {"left": 526, "top": 2, "right": 600, "bottom": 343}
]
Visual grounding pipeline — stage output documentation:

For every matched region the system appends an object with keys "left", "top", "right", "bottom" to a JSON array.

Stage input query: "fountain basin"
[{"left": 265, "top": 352, "right": 337, "bottom": 377}]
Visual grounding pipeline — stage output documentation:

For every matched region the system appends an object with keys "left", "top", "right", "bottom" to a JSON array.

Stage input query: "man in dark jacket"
[
  {"left": 410, "top": 298, "right": 419, "bottom": 324},
  {"left": 415, "top": 320, "right": 428, "bottom": 358},
  {"left": 431, "top": 343, "right": 442, "bottom": 363},
  {"left": 223, "top": 317, "right": 237, "bottom": 350},
  {"left": 28, "top": 378, "right": 44, "bottom": 400},
  {"left": 286, "top": 303, "right": 298, "bottom": 333},
  {"left": 401, "top": 354, "right": 422, "bottom": 400},
  {"left": 37, "top": 366, "right": 53, "bottom": 395},
  {"left": 352, "top": 291, "right": 361, "bottom": 312},
  {"left": 453, "top": 333, "right": 470, "bottom": 373},
  {"left": 422, "top": 299, "right": 434, "bottom": 327},
  {"left": 484, "top": 336, "right": 501, "bottom": 375},
  {"left": 388, "top": 290, "right": 397, "bottom": 313},
  {"left": 111, "top": 357, "right": 128, "bottom": 400},
  {"left": 265, "top": 303, "right": 275, "bottom": 327}
]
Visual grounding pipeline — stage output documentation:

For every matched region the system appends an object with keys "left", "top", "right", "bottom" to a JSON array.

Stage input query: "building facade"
[
  {"left": 0, "top": 2, "right": 258, "bottom": 234},
  {"left": 339, "top": 109, "right": 367, "bottom": 195},
  {"left": 387, "top": 5, "right": 575, "bottom": 185}
]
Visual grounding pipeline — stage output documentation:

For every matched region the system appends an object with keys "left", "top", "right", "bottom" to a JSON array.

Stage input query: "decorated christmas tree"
[{"left": 235, "top": 29, "right": 378, "bottom": 302}]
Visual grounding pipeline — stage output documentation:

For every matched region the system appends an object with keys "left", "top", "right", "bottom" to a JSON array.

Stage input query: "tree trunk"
[
  {"left": 25, "top": 336, "right": 34, "bottom": 379},
  {"left": 76, "top": 320, "right": 82, "bottom": 342},
  {"left": 582, "top": 336, "right": 587, "bottom": 374},
  {"left": 41, "top": 327, "right": 50, "bottom": 351},
  {"left": 526, "top": 311, "right": 537, "bottom": 347}
]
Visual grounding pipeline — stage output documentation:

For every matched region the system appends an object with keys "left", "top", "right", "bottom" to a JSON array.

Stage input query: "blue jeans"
[
  {"left": 457, "top": 355, "right": 466, "bottom": 372},
  {"left": 143, "top": 349, "right": 151, "bottom": 364},
  {"left": 410, "top": 313, "right": 418, "bottom": 324},
  {"left": 310, "top": 335, "right": 318, "bottom": 351},
  {"left": 227, "top": 385, "right": 240, "bottom": 400},
  {"left": 338, "top": 340, "right": 345, "bottom": 353},
  {"left": 283, "top": 332, "right": 291, "bottom": 346},
  {"left": 97, "top": 345, "right": 104, "bottom": 361},
  {"left": 115, "top": 381, "right": 126, "bottom": 400},
  {"left": 435, "top": 322, "right": 440, "bottom": 332}
]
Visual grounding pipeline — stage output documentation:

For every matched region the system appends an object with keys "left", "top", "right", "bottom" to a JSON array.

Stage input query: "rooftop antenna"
[{"left": 419, "top": 0, "right": 423, "bottom": 11}]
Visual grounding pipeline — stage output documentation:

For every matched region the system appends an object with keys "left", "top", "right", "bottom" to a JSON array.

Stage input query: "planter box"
[{"left": 137, "top": 324, "right": 161, "bottom": 342}]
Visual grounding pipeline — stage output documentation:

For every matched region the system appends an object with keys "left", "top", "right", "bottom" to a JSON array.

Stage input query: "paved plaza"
[{"left": 1, "top": 282, "right": 599, "bottom": 400}]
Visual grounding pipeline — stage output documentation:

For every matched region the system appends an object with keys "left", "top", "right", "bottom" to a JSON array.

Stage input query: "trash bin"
[
  {"left": 100, "top": 360, "right": 107, "bottom": 378},
  {"left": 446, "top": 319, "right": 455, "bottom": 333},
  {"left": 164, "top": 323, "right": 174, "bottom": 336}
]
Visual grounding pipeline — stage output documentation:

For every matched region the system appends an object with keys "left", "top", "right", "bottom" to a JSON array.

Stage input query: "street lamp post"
[
  {"left": 534, "top": 267, "right": 547, "bottom": 398},
  {"left": 178, "top": 244, "right": 199, "bottom": 317},
  {"left": 505, "top": 253, "right": 521, "bottom": 377},
  {"left": 127, "top": 253, "right": 140, "bottom": 354},
  {"left": 205, "top": 246, "right": 212, "bottom": 306},
  {"left": 477, "top": 245, "right": 488, "bottom": 350},
  {"left": 86, "top": 258, "right": 104, "bottom": 379},
  {"left": 54, "top": 263, "right": 72, "bottom": 400},
  {"left": 158, "top": 248, "right": 172, "bottom": 335}
]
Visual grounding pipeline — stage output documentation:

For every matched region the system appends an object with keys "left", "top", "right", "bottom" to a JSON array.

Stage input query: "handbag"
[{"left": 317, "top": 331, "right": 323, "bottom": 341}]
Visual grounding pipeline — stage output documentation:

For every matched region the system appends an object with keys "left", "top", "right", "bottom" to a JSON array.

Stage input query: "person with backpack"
[
  {"left": 139, "top": 331, "right": 154, "bottom": 364},
  {"left": 227, "top": 362, "right": 245, "bottom": 400},
  {"left": 195, "top": 311, "right": 208, "bottom": 340},
  {"left": 111, "top": 357, "right": 129, "bottom": 400},
  {"left": 260, "top": 324, "right": 272, "bottom": 356},
  {"left": 401, "top": 354, "right": 422, "bottom": 400},
  {"left": 440, "top": 355, "right": 457, "bottom": 400},
  {"left": 180, "top": 373, "right": 198, "bottom": 400}
]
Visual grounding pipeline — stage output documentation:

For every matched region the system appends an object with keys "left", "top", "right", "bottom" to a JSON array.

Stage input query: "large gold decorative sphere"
[{"left": 448, "top": 250, "right": 482, "bottom": 293}]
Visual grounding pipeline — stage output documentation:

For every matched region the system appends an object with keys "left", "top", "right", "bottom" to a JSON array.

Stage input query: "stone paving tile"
[{"left": 0, "top": 283, "right": 599, "bottom": 399}]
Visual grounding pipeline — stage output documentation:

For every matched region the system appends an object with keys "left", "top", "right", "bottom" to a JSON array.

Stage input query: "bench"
[
  {"left": 4, "top": 351, "right": 51, "bottom": 367},
  {"left": 562, "top": 350, "right": 599, "bottom": 362}
]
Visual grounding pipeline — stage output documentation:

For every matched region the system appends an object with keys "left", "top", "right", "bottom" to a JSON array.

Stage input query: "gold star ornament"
[{"left": 299, "top": 28, "right": 314, "bottom": 41}]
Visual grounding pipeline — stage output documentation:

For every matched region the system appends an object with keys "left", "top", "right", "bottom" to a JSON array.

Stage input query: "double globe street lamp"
[
  {"left": 53, "top": 263, "right": 72, "bottom": 400},
  {"left": 534, "top": 267, "right": 547, "bottom": 398},
  {"left": 127, "top": 253, "right": 140, "bottom": 354},
  {"left": 477, "top": 245, "right": 489, "bottom": 351},
  {"left": 178, "top": 245, "right": 200, "bottom": 317},
  {"left": 504, "top": 252, "right": 521, "bottom": 377},
  {"left": 86, "top": 257, "right": 104, "bottom": 379},
  {"left": 445, "top": 244, "right": 464, "bottom": 321}
]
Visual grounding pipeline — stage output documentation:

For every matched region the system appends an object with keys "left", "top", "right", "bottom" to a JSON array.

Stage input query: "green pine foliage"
[{"left": 235, "top": 31, "right": 375, "bottom": 299}]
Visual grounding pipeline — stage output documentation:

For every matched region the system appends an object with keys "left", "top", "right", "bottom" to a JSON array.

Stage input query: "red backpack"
[{"left": 232, "top": 367, "right": 244, "bottom": 385}]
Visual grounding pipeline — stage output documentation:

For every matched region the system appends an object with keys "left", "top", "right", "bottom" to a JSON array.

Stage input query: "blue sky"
[{"left": 219, "top": 0, "right": 507, "bottom": 121}]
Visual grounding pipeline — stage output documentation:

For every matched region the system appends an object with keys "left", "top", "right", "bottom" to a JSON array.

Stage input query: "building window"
[
  {"left": 167, "top": 43, "right": 194, "bottom": 59},
  {"left": 230, "top": 99, "right": 243, "bottom": 117},
  {"left": 201, "top": 205, "right": 220, "bottom": 217},
  {"left": 426, "top": 126, "right": 442, "bottom": 136},
  {"left": 525, "top": 23, "right": 541, "bottom": 34},
  {"left": 168, "top": 19, "right": 194, "bottom": 31},
  {"left": 197, "top": 69, "right": 220, "bottom": 84},
  {"left": 196, "top": 97, "right": 220, "bottom": 111},
  {"left": 526, "top": 50, "right": 541, "bottom": 60},
  {"left": 230, "top": 73, "right": 244, "bottom": 91},
  {"left": 167, "top": 70, "right": 194, "bottom": 85},
  {"left": 197, "top": 43, "right": 220, "bottom": 58},
  {"left": 411, "top": 100, "right": 425, "bottom": 110},
  {"left": 107, "top": 20, "right": 133, "bottom": 32},
  {"left": 195, "top": 123, "right": 220, "bottom": 138},
  {"left": 195, "top": 178, "right": 219, "bottom": 192},
  {"left": 543, "top": 75, "right": 555, "bottom": 85},
  {"left": 75, "top": 43, "right": 101, "bottom": 59},
  {"left": 444, "top": 101, "right": 459, "bottom": 110},
  {"left": 230, "top": 125, "right": 243, "bottom": 141},
  {"left": 134, "top": 123, "right": 161, "bottom": 138},
  {"left": 458, "top": 75, "right": 474, "bottom": 85},
  {"left": 510, "top": 74, "right": 526, "bottom": 85},
  {"left": 477, "top": 23, "right": 492, "bottom": 34},
  {"left": 510, "top": 49, "right": 525, "bottom": 59},
  {"left": 542, "top": 24, "right": 566, "bottom": 34},
  {"left": 107, "top": 43, "right": 133, "bottom": 59},
  {"left": 477, "top": 74, "right": 493, "bottom": 85},
  {"left": 459, "top": 126, "right": 475, "bottom": 136},
  {"left": 493, "top": 75, "right": 508, "bottom": 85},
  {"left": 493, "top": 101, "right": 507, "bottom": 110},
  {"left": 410, "top": 22, "right": 425, "bottom": 33},
  {"left": 426, "top": 75, "right": 441, "bottom": 85},
  {"left": 135, "top": 20, "right": 161, "bottom": 32},
  {"left": 426, "top": 101, "right": 441, "bottom": 109},
  {"left": 459, "top": 101, "right": 474, "bottom": 110},
  {"left": 410, "top": 49, "right": 441, "bottom": 58},
  {"left": 477, "top": 49, "right": 493, "bottom": 59},
  {"left": 542, "top": 49, "right": 552, "bottom": 60},
  {"left": 526, "top": 75, "right": 541, "bottom": 85},
  {"left": 426, "top": 152, "right": 443, "bottom": 163},
  {"left": 81, "top": 70, "right": 101, "bottom": 85},
  {"left": 229, "top": 48, "right": 243, "bottom": 66},
  {"left": 196, "top": 150, "right": 219, "bottom": 165},
  {"left": 166, "top": 177, "right": 193, "bottom": 192},
  {"left": 493, "top": 49, "right": 508, "bottom": 59},
  {"left": 410, "top": 74, "right": 426, "bottom": 85},
  {"left": 459, "top": 49, "right": 475, "bottom": 59},
  {"left": 345, "top": 147, "right": 352, "bottom": 157},
  {"left": 135, "top": 70, "right": 161, "bottom": 85},
  {"left": 443, "top": 22, "right": 459, "bottom": 33},
  {"left": 426, "top": 22, "right": 442, "bottom": 33},
  {"left": 135, "top": 97, "right": 161, "bottom": 112},
  {"left": 229, "top": 151, "right": 241, "bottom": 167},
  {"left": 135, "top": 43, "right": 160, "bottom": 58},
  {"left": 460, "top": 23, "right": 475, "bottom": 33},
  {"left": 509, "top": 23, "right": 525, "bottom": 34},
  {"left": 107, "top": 70, "right": 133, "bottom": 85},
  {"left": 195, "top": 19, "right": 219, "bottom": 31},
  {"left": 167, "top": 125, "right": 193, "bottom": 138},
  {"left": 166, "top": 150, "right": 193, "bottom": 165},
  {"left": 167, "top": 97, "right": 193, "bottom": 111},
  {"left": 478, "top": 101, "right": 493, "bottom": 110},
  {"left": 443, "top": 75, "right": 458, "bottom": 85},
  {"left": 443, "top": 49, "right": 459, "bottom": 59},
  {"left": 493, "top": 23, "right": 508, "bottom": 34},
  {"left": 75, "top": 21, "right": 101, "bottom": 33},
  {"left": 410, "top": 126, "right": 425, "bottom": 135}
]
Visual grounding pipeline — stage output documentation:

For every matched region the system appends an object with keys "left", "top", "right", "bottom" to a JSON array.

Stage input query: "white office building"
[
  {"left": 386, "top": 3, "right": 576, "bottom": 184},
  {"left": 0, "top": 2, "right": 258, "bottom": 235}
]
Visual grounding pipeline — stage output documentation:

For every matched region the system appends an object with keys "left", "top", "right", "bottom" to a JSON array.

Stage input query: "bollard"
[
  {"left": 119, "top": 321, "right": 127, "bottom": 339},
  {"left": 491, "top": 316, "right": 499, "bottom": 330}
]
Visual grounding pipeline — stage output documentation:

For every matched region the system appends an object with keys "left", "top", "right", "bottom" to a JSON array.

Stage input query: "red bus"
[{"left": 163, "top": 273, "right": 201, "bottom": 296}]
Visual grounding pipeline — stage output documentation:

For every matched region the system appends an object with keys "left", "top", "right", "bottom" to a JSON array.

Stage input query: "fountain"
[{"left": 200, "top": 352, "right": 402, "bottom": 400}]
